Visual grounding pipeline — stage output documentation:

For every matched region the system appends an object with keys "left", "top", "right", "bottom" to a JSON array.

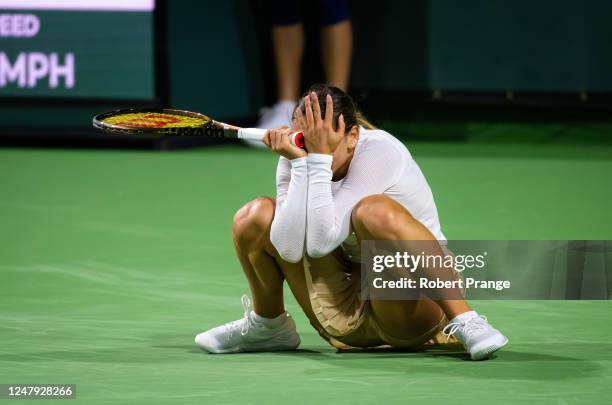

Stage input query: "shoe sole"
[
  {"left": 198, "top": 334, "right": 301, "bottom": 354},
  {"left": 470, "top": 336, "right": 509, "bottom": 361}
]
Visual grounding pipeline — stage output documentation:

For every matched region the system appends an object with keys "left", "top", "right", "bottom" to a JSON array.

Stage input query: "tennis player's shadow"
[
  {"left": 152, "top": 337, "right": 610, "bottom": 382},
  {"left": 2, "top": 340, "right": 603, "bottom": 382},
  {"left": 249, "top": 342, "right": 608, "bottom": 382},
  {"left": 154, "top": 344, "right": 321, "bottom": 355}
]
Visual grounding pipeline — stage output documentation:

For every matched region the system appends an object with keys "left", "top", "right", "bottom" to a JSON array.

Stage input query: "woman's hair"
[{"left": 296, "top": 83, "right": 375, "bottom": 133}]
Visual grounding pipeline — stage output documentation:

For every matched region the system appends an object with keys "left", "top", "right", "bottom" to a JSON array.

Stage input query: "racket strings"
[{"left": 102, "top": 112, "right": 208, "bottom": 129}]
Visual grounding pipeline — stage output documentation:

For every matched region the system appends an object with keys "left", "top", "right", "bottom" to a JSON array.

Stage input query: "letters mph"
[{"left": 0, "top": 14, "right": 74, "bottom": 89}]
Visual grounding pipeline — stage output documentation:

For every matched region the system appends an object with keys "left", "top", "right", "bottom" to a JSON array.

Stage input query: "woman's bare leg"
[
  {"left": 351, "top": 195, "right": 472, "bottom": 338},
  {"left": 233, "top": 195, "right": 466, "bottom": 336},
  {"left": 232, "top": 197, "right": 316, "bottom": 321},
  {"left": 321, "top": 20, "right": 352, "bottom": 91},
  {"left": 351, "top": 195, "right": 509, "bottom": 359},
  {"left": 272, "top": 24, "right": 304, "bottom": 102}
]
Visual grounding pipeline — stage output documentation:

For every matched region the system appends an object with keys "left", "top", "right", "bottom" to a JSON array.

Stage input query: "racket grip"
[{"left": 238, "top": 128, "right": 305, "bottom": 149}]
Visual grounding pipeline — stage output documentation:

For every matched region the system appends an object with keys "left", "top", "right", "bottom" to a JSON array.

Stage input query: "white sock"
[
  {"left": 451, "top": 310, "right": 478, "bottom": 324},
  {"left": 251, "top": 311, "right": 286, "bottom": 328}
]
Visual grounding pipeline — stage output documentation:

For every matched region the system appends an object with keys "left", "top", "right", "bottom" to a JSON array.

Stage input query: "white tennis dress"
[{"left": 270, "top": 127, "right": 446, "bottom": 263}]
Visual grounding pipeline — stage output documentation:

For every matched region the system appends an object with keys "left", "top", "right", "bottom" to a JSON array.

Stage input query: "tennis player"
[{"left": 195, "top": 84, "right": 508, "bottom": 360}]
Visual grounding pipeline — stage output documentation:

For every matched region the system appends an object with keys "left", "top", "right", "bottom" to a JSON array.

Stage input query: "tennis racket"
[{"left": 92, "top": 108, "right": 305, "bottom": 148}]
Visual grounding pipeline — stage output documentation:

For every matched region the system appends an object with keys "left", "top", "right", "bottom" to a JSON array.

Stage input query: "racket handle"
[{"left": 238, "top": 128, "right": 305, "bottom": 149}]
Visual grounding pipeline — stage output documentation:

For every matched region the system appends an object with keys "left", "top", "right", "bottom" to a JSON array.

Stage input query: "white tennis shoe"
[
  {"left": 442, "top": 311, "right": 508, "bottom": 360},
  {"left": 257, "top": 100, "right": 296, "bottom": 130},
  {"left": 246, "top": 100, "right": 297, "bottom": 148},
  {"left": 195, "top": 295, "right": 301, "bottom": 354}
]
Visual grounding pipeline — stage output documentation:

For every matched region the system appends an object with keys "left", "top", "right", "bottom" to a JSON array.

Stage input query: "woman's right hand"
[{"left": 262, "top": 127, "right": 307, "bottom": 160}]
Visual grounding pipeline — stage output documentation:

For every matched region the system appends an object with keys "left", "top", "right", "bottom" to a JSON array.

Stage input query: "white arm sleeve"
[
  {"left": 270, "top": 156, "right": 308, "bottom": 263},
  {"left": 306, "top": 142, "right": 403, "bottom": 257}
]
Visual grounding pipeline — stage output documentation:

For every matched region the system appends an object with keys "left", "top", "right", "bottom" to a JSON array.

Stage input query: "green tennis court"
[{"left": 1, "top": 141, "right": 611, "bottom": 404}]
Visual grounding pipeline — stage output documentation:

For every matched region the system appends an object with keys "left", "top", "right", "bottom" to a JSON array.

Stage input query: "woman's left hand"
[{"left": 297, "top": 92, "right": 345, "bottom": 155}]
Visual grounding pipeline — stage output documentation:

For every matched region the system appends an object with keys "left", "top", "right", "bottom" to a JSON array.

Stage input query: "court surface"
[{"left": 1, "top": 141, "right": 612, "bottom": 404}]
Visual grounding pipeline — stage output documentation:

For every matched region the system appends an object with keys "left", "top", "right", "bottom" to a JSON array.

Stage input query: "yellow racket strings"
[{"left": 102, "top": 113, "right": 208, "bottom": 129}]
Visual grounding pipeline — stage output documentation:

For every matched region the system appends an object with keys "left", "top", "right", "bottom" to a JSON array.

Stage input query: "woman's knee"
[
  {"left": 351, "top": 194, "right": 412, "bottom": 239},
  {"left": 232, "top": 197, "right": 275, "bottom": 250}
]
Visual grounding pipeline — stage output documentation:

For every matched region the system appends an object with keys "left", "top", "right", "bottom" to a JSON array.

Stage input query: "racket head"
[{"left": 93, "top": 108, "right": 213, "bottom": 136}]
